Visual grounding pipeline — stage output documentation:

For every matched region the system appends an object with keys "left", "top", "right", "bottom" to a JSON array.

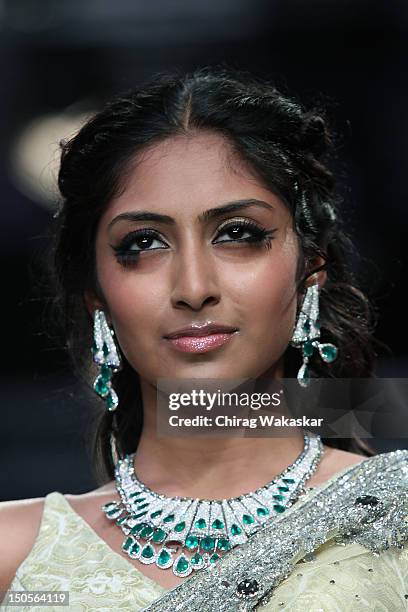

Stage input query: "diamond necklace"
[{"left": 102, "top": 432, "right": 323, "bottom": 578}]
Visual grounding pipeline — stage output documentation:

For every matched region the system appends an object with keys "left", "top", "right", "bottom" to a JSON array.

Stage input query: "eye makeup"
[{"left": 110, "top": 218, "right": 278, "bottom": 268}]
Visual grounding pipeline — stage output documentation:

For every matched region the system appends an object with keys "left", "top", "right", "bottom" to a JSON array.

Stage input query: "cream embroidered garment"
[{"left": 4, "top": 450, "right": 408, "bottom": 611}]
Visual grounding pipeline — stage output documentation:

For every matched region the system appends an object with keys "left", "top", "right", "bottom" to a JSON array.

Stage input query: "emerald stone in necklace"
[{"left": 102, "top": 432, "right": 324, "bottom": 576}]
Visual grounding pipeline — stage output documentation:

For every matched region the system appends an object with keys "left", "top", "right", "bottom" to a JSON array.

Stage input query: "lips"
[{"left": 164, "top": 323, "right": 238, "bottom": 339}]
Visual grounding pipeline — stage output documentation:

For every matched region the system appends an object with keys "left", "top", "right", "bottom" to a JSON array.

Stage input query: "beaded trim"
[{"left": 140, "top": 449, "right": 408, "bottom": 611}]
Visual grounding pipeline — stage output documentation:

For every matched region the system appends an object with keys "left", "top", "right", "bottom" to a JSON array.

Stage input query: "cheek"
[
  {"left": 230, "top": 248, "right": 298, "bottom": 352},
  {"left": 96, "top": 259, "right": 167, "bottom": 360},
  {"left": 256, "top": 276, "right": 297, "bottom": 344}
]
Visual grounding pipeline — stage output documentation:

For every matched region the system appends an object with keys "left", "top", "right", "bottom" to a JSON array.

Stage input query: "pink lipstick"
[
  {"left": 167, "top": 332, "right": 237, "bottom": 353},
  {"left": 164, "top": 322, "right": 239, "bottom": 354}
]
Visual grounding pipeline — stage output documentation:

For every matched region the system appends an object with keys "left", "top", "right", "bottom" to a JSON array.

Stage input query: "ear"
[
  {"left": 83, "top": 289, "right": 107, "bottom": 320},
  {"left": 303, "top": 254, "right": 327, "bottom": 290}
]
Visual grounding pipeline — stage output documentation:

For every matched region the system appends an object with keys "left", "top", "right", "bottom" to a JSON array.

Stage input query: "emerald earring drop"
[
  {"left": 290, "top": 283, "right": 338, "bottom": 387},
  {"left": 92, "top": 309, "right": 122, "bottom": 411}
]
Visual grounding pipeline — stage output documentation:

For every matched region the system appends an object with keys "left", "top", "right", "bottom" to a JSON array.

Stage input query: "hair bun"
[{"left": 299, "top": 113, "right": 330, "bottom": 157}]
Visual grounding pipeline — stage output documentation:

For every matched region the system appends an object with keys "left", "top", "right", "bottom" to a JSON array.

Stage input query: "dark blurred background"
[{"left": 1, "top": 0, "right": 407, "bottom": 500}]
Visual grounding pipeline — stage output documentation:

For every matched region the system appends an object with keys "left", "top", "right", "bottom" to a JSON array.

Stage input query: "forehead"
[{"left": 101, "top": 131, "right": 290, "bottom": 223}]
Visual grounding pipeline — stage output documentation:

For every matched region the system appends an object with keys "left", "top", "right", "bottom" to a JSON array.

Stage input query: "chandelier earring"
[
  {"left": 91, "top": 309, "right": 122, "bottom": 411},
  {"left": 290, "top": 282, "right": 338, "bottom": 387}
]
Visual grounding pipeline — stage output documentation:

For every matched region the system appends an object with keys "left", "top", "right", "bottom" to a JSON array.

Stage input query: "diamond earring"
[
  {"left": 91, "top": 309, "right": 122, "bottom": 411},
  {"left": 290, "top": 283, "right": 338, "bottom": 387}
]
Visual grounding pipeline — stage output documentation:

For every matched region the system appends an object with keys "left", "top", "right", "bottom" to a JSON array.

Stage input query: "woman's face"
[{"left": 90, "top": 131, "right": 301, "bottom": 385}]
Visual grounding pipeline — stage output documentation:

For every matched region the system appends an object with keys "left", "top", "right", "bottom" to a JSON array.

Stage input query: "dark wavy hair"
[{"left": 48, "top": 65, "right": 381, "bottom": 484}]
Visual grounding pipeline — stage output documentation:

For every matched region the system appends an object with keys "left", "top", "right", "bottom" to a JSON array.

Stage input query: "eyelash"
[{"left": 112, "top": 219, "right": 277, "bottom": 267}]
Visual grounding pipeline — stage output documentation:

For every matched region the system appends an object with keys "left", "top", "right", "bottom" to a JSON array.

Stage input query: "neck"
[{"left": 131, "top": 378, "right": 305, "bottom": 500}]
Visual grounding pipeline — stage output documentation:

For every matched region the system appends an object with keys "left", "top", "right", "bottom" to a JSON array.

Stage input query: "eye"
[
  {"left": 213, "top": 219, "right": 277, "bottom": 248},
  {"left": 112, "top": 229, "right": 169, "bottom": 267},
  {"left": 111, "top": 220, "right": 277, "bottom": 269}
]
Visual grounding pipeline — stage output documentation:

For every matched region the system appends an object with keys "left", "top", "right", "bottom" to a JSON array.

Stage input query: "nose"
[{"left": 170, "top": 242, "right": 221, "bottom": 311}]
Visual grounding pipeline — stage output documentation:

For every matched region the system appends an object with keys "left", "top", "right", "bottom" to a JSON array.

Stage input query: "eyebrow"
[{"left": 108, "top": 199, "right": 275, "bottom": 229}]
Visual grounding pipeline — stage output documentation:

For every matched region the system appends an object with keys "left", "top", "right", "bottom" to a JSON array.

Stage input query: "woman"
[{"left": 1, "top": 66, "right": 407, "bottom": 611}]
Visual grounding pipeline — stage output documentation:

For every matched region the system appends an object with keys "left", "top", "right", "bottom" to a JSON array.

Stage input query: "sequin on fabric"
[{"left": 141, "top": 450, "right": 408, "bottom": 611}]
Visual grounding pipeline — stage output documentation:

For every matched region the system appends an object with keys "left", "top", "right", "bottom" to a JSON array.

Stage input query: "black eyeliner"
[{"left": 111, "top": 221, "right": 278, "bottom": 267}]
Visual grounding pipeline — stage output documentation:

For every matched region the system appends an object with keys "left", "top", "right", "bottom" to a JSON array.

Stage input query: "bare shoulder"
[
  {"left": 0, "top": 496, "right": 46, "bottom": 591},
  {"left": 308, "top": 446, "right": 369, "bottom": 488},
  {"left": 324, "top": 446, "right": 369, "bottom": 467},
  {"left": 0, "top": 483, "right": 117, "bottom": 592},
  {"left": 63, "top": 481, "right": 119, "bottom": 526}
]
